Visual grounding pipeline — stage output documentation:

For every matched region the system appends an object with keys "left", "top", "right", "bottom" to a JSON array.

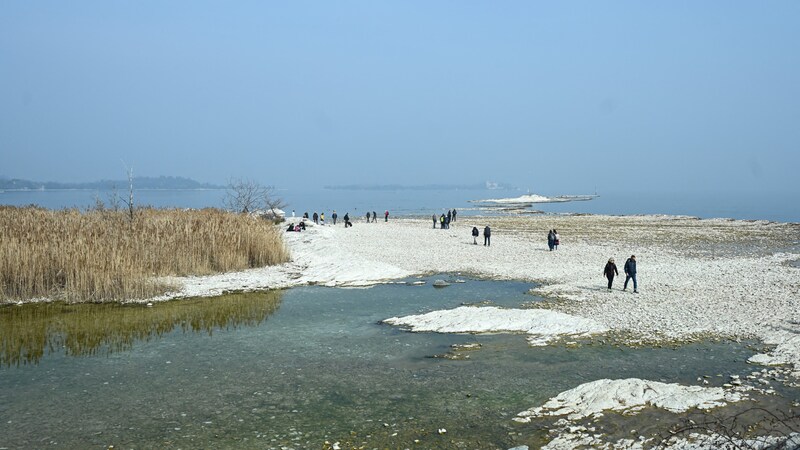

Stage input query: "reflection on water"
[
  {"left": 0, "top": 291, "right": 283, "bottom": 366},
  {"left": 0, "top": 278, "right": 797, "bottom": 449}
]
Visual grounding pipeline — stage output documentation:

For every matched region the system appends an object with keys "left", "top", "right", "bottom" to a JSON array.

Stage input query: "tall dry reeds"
[{"left": 0, "top": 206, "right": 289, "bottom": 303}]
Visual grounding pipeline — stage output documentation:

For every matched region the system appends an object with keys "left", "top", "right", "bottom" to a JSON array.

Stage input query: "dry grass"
[{"left": 0, "top": 206, "right": 289, "bottom": 303}]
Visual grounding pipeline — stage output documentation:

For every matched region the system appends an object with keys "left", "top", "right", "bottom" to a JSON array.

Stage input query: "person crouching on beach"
[{"left": 604, "top": 258, "right": 619, "bottom": 292}]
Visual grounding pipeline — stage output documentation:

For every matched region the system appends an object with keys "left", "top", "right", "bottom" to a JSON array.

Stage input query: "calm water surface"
[
  {"left": 2, "top": 188, "right": 798, "bottom": 222},
  {"left": 0, "top": 277, "right": 795, "bottom": 449}
]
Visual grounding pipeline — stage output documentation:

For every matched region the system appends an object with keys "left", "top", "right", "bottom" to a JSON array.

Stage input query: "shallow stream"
[{"left": 0, "top": 277, "right": 796, "bottom": 449}]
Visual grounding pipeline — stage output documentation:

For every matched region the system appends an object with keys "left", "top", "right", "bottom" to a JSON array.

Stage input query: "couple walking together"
[{"left": 603, "top": 255, "right": 638, "bottom": 293}]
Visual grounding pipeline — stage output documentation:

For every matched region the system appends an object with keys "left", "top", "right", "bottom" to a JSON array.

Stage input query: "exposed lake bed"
[{"left": 2, "top": 214, "right": 799, "bottom": 448}]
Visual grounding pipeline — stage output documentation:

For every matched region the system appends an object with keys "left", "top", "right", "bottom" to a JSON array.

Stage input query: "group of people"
[
  {"left": 433, "top": 209, "right": 457, "bottom": 229},
  {"left": 603, "top": 255, "right": 638, "bottom": 293},
  {"left": 365, "top": 211, "right": 390, "bottom": 223},
  {"left": 470, "top": 225, "right": 491, "bottom": 245},
  {"left": 291, "top": 209, "right": 386, "bottom": 228},
  {"left": 285, "top": 221, "right": 307, "bottom": 232},
  {"left": 547, "top": 229, "right": 560, "bottom": 251}
]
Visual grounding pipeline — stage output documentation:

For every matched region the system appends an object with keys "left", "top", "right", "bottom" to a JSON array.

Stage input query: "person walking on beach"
[
  {"left": 343, "top": 213, "right": 350, "bottom": 227},
  {"left": 432, "top": 214, "right": 437, "bottom": 228},
  {"left": 332, "top": 211, "right": 338, "bottom": 225},
  {"left": 624, "top": 255, "right": 638, "bottom": 293},
  {"left": 313, "top": 212, "right": 319, "bottom": 224},
  {"left": 452, "top": 209, "right": 457, "bottom": 222},
  {"left": 372, "top": 211, "right": 377, "bottom": 222},
  {"left": 384, "top": 210, "right": 389, "bottom": 222},
  {"left": 547, "top": 230, "right": 555, "bottom": 251},
  {"left": 472, "top": 226, "right": 479, "bottom": 244},
  {"left": 483, "top": 225, "right": 491, "bottom": 246},
  {"left": 553, "top": 229, "right": 560, "bottom": 250},
  {"left": 365, "top": 211, "right": 371, "bottom": 223},
  {"left": 604, "top": 258, "right": 619, "bottom": 292}
]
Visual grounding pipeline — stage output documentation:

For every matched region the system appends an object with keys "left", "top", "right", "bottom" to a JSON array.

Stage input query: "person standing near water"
[
  {"left": 332, "top": 211, "right": 338, "bottom": 225},
  {"left": 472, "top": 226, "right": 479, "bottom": 244},
  {"left": 313, "top": 212, "right": 319, "bottom": 224},
  {"left": 432, "top": 214, "right": 437, "bottom": 229},
  {"left": 320, "top": 212, "right": 325, "bottom": 225},
  {"left": 384, "top": 210, "right": 389, "bottom": 222},
  {"left": 624, "top": 255, "right": 638, "bottom": 293},
  {"left": 372, "top": 211, "right": 377, "bottom": 222},
  {"left": 604, "top": 258, "right": 619, "bottom": 292},
  {"left": 547, "top": 230, "right": 555, "bottom": 251},
  {"left": 452, "top": 209, "right": 457, "bottom": 222},
  {"left": 553, "top": 229, "right": 560, "bottom": 250},
  {"left": 483, "top": 225, "right": 491, "bottom": 246}
]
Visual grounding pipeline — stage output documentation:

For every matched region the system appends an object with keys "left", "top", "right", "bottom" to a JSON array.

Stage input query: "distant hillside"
[{"left": 0, "top": 176, "right": 224, "bottom": 190}]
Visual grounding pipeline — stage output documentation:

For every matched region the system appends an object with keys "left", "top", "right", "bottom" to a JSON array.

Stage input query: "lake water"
[
  {"left": 1, "top": 188, "right": 798, "bottom": 223},
  {"left": 1, "top": 277, "right": 795, "bottom": 449}
]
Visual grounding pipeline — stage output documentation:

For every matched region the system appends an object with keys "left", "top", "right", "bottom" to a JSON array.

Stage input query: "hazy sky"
[{"left": 2, "top": 2, "right": 799, "bottom": 194}]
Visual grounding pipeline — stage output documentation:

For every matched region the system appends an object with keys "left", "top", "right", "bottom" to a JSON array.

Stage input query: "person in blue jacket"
[{"left": 624, "top": 255, "right": 638, "bottom": 293}]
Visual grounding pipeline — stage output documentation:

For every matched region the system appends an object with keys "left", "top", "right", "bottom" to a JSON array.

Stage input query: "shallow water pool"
[{"left": 0, "top": 277, "right": 793, "bottom": 449}]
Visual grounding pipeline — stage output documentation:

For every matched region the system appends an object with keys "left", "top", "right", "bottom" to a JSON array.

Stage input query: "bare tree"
[
  {"left": 224, "top": 178, "right": 286, "bottom": 218},
  {"left": 118, "top": 166, "right": 135, "bottom": 221}
]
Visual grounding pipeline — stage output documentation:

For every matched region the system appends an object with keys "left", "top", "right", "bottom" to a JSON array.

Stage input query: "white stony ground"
[
  {"left": 514, "top": 378, "right": 745, "bottom": 422},
  {"left": 158, "top": 215, "right": 800, "bottom": 374},
  {"left": 155, "top": 215, "right": 800, "bottom": 448}
]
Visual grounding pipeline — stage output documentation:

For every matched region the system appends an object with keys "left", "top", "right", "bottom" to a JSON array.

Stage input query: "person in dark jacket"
[
  {"left": 452, "top": 209, "right": 457, "bottom": 222},
  {"left": 332, "top": 211, "right": 338, "bottom": 225},
  {"left": 624, "top": 255, "right": 638, "bottom": 293},
  {"left": 312, "top": 212, "right": 319, "bottom": 224},
  {"left": 604, "top": 258, "right": 619, "bottom": 291},
  {"left": 440, "top": 214, "right": 446, "bottom": 229},
  {"left": 384, "top": 210, "right": 388, "bottom": 222},
  {"left": 483, "top": 225, "right": 491, "bottom": 246},
  {"left": 365, "top": 211, "right": 371, "bottom": 223},
  {"left": 372, "top": 211, "right": 377, "bottom": 222},
  {"left": 471, "top": 226, "right": 479, "bottom": 244},
  {"left": 343, "top": 213, "right": 350, "bottom": 226},
  {"left": 547, "top": 230, "right": 555, "bottom": 251}
]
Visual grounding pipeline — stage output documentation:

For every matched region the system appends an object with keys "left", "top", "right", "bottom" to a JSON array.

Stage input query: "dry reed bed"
[{"left": 0, "top": 206, "right": 289, "bottom": 303}]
